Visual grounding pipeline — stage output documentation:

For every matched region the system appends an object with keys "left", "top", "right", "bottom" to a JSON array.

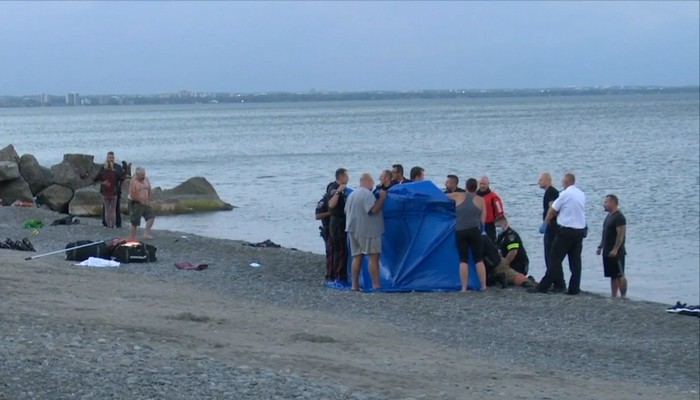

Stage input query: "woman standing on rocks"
[{"left": 96, "top": 153, "right": 121, "bottom": 228}]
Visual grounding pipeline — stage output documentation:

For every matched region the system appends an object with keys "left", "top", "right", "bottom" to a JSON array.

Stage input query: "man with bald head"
[
  {"left": 476, "top": 175, "right": 505, "bottom": 242},
  {"left": 533, "top": 173, "right": 587, "bottom": 295},
  {"left": 345, "top": 172, "right": 387, "bottom": 291},
  {"left": 538, "top": 172, "right": 566, "bottom": 292}
]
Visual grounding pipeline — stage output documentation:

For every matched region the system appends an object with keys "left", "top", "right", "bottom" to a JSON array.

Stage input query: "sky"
[{"left": 0, "top": 1, "right": 698, "bottom": 95}]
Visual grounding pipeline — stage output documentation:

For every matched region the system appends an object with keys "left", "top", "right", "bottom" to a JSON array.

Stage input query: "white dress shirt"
[{"left": 551, "top": 184, "right": 586, "bottom": 229}]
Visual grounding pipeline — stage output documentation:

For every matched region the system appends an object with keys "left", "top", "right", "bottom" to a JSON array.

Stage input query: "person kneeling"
[
  {"left": 482, "top": 234, "right": 536, "bottom": 288},
  {"left": 345, "top": 173, "right": 387, "bottom": 291}
]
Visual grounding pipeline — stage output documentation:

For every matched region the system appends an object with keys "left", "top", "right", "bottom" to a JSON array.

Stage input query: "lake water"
[{"left": 2, "top": 93, "right": 698, "bottom": 304}]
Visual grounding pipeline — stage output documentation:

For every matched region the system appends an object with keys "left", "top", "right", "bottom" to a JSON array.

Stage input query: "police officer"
[
  {"left": 495, "top": 215, "right": 530, "bottom": 275},
  {"left": 326, "top": 168, "right": 350, "bottom": 283},
  {"left": 315, "top": 190, "right": 332, "bottom": 281}
]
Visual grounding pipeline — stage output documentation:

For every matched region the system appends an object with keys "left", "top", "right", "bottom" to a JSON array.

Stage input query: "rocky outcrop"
[
  {"left": 0, "top": 176, "right": 34, "bottom": 204},
  {"left": 36, "top": 184, "right": 74, "bottom": 213},
  {"left": 0, "top": 145, "right": 20, "bottom": 163},
  {"left": 69, "top": 176, "right": 233, "bottom": 216},
  {"left": 19, "top": 154, "right": 52, "bottom": 195},
  {"left": 1, "top": 146, "right": 233, "bottom": 216},
  {"left": 68, "top": 184, "right": 104, "bottom": 216},
  {"left": 50, "top": 154, "right": 101, "bottom": 191},
  {"left": 0, "top": 161, "right": 20, "bottom": 181}
]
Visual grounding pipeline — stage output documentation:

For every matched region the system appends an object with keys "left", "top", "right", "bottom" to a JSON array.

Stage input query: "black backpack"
[{"left": 111, "top": 241, "right": 157, "bottom": 263}]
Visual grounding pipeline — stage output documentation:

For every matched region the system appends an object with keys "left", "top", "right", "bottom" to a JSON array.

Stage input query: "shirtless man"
[{"left": 128, "top": 167, "right": 155, "bottom": 241}]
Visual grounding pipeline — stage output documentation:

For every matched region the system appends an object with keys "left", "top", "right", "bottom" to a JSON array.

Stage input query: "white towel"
[{"left": 75, "top": 257, "right": 121, "bottom": 268}]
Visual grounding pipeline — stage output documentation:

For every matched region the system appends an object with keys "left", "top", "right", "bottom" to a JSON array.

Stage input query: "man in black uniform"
[
  {"left": 444, "top": 175, "right": 466, "bottom": 194},
  {"left": 391, "top": 164, "right": 411, "bottom": 185},
  {"left": 373, "top": 169, "right": 393, "bottom": 197},
  {"left": 495, "top": 215, "right": 530, "bottom": 275},
  {"left": 538, "top": 172, "right": 565, "bottom": 291},
  {"left": 326, "top": 168, "right": 350, "bottom": 283},
  {"left": 597, "top": 194, "right": 628, "bottom": 298},
  {"left": 482, "top": 234, "right": 535, "bottom": 288},
  {"left": 315, "top": 191, "right": 332, "bottom": 281}
]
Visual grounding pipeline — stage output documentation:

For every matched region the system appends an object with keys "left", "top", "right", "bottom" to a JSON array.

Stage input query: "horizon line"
[{"left": 2, "top": 84, "right": 699, "bottom": 98}]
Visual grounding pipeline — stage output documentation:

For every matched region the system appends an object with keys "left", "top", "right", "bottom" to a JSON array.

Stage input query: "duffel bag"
[
  {"left": 65, "top": 240, "right": 111, "bottom": 261},
  {"left": 111, "top": 241, "right": 157, "bottom": 263}
]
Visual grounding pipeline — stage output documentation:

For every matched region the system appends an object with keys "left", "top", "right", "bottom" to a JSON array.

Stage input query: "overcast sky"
[{"left": 0, "top": 1, "right": 698, "bottom": 95}]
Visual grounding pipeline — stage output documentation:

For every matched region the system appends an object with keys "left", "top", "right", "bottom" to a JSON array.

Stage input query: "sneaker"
[{"left": 666, "top": 302, "right": 689, "bottom": 313}]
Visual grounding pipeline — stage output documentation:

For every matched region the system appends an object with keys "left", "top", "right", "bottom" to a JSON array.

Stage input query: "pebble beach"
[{"left": 1, "top": 206, "right": 698, "bottom": 400}]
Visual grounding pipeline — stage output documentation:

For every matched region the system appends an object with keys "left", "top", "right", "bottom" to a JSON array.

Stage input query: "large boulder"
[
  {"left": 67, "top": 176, "right": 233, "bottom": 216},
  {"left": 0, "top": 161, "right": 20, "bottom": 181},
  {"left": 19, "top": 154, "right": 52, "bottom": 195},
  {"left": 69, "top": 184, "right": 104, "bottom": 216},
  {"left": 0, "top": 145, "right": 20, "bottom": 163},
  {"left": 36, "top": 184, "right": 74, "bottom": 213},
  {"left": 51, "top": 154, "right": 101, "bottom": 190},
  {"left": 164, "top": 177, "right": 219, "bottom": 198},
  {"left": 0, "top": 177, "right": 34, "bottom": 204}
]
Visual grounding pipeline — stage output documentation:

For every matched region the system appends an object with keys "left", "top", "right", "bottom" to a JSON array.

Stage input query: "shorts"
[
  {"left": 348, "top": 233, "right": 382, "bottom": 256},
  {"left": 455, "top": 227, "right": 483, "bottom": 263},
  {"left": 603, "top": 254, "right": 625, "bottom": 278},
  {"left": 129, "top": 201, "right": 155, "bottom": 226}
]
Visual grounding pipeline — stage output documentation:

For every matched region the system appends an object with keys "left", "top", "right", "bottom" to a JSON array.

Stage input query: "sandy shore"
[{"left": 1, "top": 207, "right": 698, "bottom": 399}]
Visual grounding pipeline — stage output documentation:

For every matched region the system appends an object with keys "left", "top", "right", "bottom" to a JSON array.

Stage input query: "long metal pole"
[{"left": 24, "top": 239, "right": 112, "bottom": 261}]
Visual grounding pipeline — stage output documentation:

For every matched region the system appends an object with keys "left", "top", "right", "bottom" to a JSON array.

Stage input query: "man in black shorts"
[{"left": 597, "top": 194, "right": 627, "bottom": 298}]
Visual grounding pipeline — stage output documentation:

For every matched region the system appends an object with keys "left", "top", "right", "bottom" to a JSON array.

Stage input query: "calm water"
[{"left": 2, "top": 94, "right": 698, "bottom": 304}]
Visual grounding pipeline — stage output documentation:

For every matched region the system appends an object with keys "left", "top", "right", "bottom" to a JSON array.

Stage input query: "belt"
[{"left": 561, "top": 226, "right": 585, "bottom": 231}]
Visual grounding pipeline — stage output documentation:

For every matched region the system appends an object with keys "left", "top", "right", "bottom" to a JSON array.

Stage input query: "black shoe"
[
  {"left": 528, "top": 286, "right": 548, "bottom": 293},
  {"left": 551, "top": 285, "right": 567, "bottom": 293},
  {"left": 496, "top": 272, "right": 508, "bottom": 289},
  {"left": 566, "top": 289, "right": 580, "bottom": 295},
  {"left": 22, "top": 238, "right": 35, "bottom": 252}
]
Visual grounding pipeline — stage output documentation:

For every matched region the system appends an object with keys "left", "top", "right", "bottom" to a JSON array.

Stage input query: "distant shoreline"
[{"left": 1, "top": 85, "right": 698, "bottom": 108}]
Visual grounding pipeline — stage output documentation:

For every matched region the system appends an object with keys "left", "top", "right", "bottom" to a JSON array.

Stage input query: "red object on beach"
[{"left": 12, "top": 200, "right": 35, "bottom": 207}]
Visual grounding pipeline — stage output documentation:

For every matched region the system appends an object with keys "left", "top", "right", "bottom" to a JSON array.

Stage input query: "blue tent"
[{"left": 336, "top": 180, "right": 480, "bottom": 292}]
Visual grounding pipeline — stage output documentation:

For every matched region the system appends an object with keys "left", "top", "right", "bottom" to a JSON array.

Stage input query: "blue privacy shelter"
[{"left": 339, "top": 180, "right": 480, "bottom": 292}]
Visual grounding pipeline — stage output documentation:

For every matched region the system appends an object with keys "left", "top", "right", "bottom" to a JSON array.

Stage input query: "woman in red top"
[{"left": 97, "top": 157, "right": 121, "bottom": 228}]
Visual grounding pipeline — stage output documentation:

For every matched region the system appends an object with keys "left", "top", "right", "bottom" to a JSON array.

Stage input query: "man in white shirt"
[
  {"left": 345, "top": 173, "right": 387, "bottom": 291},
  {"left": 532, "top": 173, "right": 587, "bottom": 295}
]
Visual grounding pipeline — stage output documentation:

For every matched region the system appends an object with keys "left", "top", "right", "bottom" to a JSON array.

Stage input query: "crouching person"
[
  {"left": 345, "top": 173, "right": 387, "bottom": 291},
  {"left": 482, "top": 234, "right": 536, "bottom": 288}
]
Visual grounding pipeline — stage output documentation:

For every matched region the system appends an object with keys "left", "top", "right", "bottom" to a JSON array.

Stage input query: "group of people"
[
  {"left": 315, "top": 166, "right": 628, "bottom": 298},
  {"left": 94, "top": 151, "right": 156, "bottom": 242}
]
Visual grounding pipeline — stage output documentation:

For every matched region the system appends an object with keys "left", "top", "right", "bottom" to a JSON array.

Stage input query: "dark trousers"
[
  {"left": 321, "top": 229, "right": 332, "bottom": 280},
  {"left": 544, "top": 228, "right": 566, "bottom": 289},
  {"left": 102, "top": 195, "right": 122, "bottom": 228},
  {"left": 538, "top": 227, "right": 584, "bottom": 293},
  {"left": 484, "top": 222, "right": 497, "bottom": 243},
  {"left": 327, "top": 223, "right": 348, "bottom": 282}
]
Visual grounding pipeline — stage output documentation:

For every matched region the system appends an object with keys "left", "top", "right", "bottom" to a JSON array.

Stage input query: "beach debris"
[
  {"left": 249, "top": 262, "right": 261, "bottom": 268},
  {"left": 174, "top": 261, "right": 209, "bottom": 271},
  {"left": 242, "top": 239, "right": 282, "bottom": 248},
  {"left": 1, "top": 237, "right": 35, "bottom": 252},
  {"left": 50, "top": 215, "right": 80, "bottom": 226}
]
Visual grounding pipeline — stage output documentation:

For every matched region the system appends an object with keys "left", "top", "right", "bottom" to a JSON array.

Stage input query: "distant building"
[
  {"left": 65, "top": 92, "right": 80, "bottom": 106},
  {"left": 40, "top": 93, "right": 50, "bottom": 105}
]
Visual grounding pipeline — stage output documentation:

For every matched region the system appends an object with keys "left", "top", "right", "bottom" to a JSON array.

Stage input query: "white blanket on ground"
[{"left": 75, "top": 257, "right": 120, "bottom": 268}]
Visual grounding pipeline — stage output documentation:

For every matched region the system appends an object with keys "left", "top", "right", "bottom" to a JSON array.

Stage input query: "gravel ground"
[{"left": 1, "top": 206, "right": 698, "bottom": 399}]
